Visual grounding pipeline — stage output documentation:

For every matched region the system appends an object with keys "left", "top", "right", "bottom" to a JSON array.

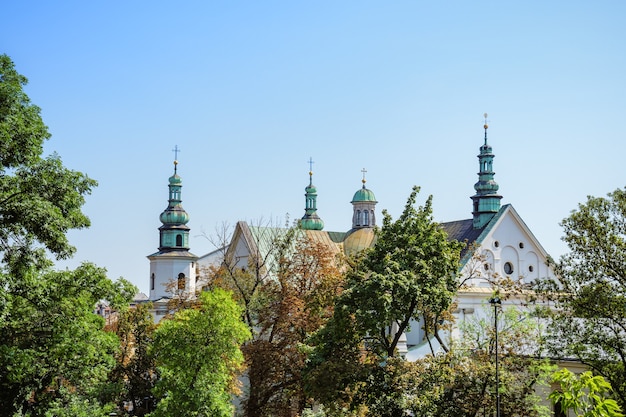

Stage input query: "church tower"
[
  {"left": 471, "top": 114, "right": 502, "bottom": 229},
  {"left": 351, "top": 168, "right": 377, "bottom": 229},
  {"left": 299, "top": 158, "right": 324, "bottom": 230},
  {"left": 148, "top": 153, "right": 198, "bottom": 301},
  {"left": 344, "top": 169, "right": 377, "bottom": 257}
]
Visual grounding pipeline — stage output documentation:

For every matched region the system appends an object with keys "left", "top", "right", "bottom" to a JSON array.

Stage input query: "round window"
[
  {"left": 519, "top": 242, "right": 525, "bottom": 249},
  {"left": 504, "top": 262, "right": 514, "bottom": 275},
  {"left": 528, "top": 265, "right": 534, "bottom": 272},
  {"left": 494, "top": 241, "right": 500, "bottom": 248}
]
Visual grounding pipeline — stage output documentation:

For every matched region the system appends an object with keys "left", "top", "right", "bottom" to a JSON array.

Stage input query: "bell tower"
[
  {"left": 471, "top": 114, "right": 502, "bottom": 229},
  {"left": 148, "top": 148, "right": 197, "bottom": 302}
]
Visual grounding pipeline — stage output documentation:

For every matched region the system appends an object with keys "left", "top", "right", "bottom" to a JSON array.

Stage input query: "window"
[
  {"left": 529, "top": 265, "right": 534, "bottom": 272},
  {"left": 176, "top": 234, "right": 183, "bottom": 246},
  {"left": 151, "top": 273, "right": 155, "bottom": 290},
  {"left": 519, "top": 242, "right": 525, "bottom": 249},
  {"left": 177, "top": 273, "right": 185, "bottom": 290},
  {"left": 494, "top": 241, "right": 500, "bottom": 248},
  {"left": 504, "top": 262, "right": 514, "bottom": 275}
]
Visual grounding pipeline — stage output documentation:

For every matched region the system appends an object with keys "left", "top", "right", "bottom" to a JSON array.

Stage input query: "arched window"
[
  {"left": 363, "top": 210, "right": 369, "bottom": 226},
  {"left": 356, "top": 210, "right": 361, "bottom": 226},
  {"left": 177, "top": 273, "right": 185, "bottom": 290},
  {"left": 176, "top": 234, "right": 183, "bottom": 246},
  {"left": 151, "top": 273, "right": 155, "bottom": 291}
]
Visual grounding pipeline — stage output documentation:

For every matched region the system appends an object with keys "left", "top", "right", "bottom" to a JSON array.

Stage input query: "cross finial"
[
  {"left": 173, "top": 145, "right": 181, "bottom": 161},
  {"left": 307, "top": 157, "right": 314, "bottom": 174},
  {"left": 483, "top": 113, "right": 490, "bottom": 143},
  {"left": 172, "top": 145, "right": 181, "bottom": 173},
  {"left": 361, "top": 168, "right": 367, "bottom": 186}
]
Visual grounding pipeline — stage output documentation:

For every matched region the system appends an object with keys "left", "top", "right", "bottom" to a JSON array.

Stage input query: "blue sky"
[{"left": 2, "top": 1, "right": 625, "bottom": 293}]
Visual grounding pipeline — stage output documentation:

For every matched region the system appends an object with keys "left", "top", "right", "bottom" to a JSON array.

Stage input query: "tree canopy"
[
  {"left": 543, "top": 187, "right": 626, "bottom": 408},
  {"left": 0, "top": 54, "right": 96, "bottom": 275},
  {"left": 151, "top": 289, "right": 250, "bottom": 417},
  {"left": 0, "top": 54, "right": 136, "bottom": 416},
  {"left": 306, "top": 186, "right": 464, "bottom": 416}
]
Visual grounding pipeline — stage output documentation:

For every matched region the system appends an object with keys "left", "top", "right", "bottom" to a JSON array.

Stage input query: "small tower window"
[
  {"left": 178, "top": 273, "right": 185, "bottom": 290},
  {"left": 356, "top": 210, "right": 361, "bottom": 226},
  {"left": 504, "top": 262, "right": 514, "bottom": 275},
  {"left": 363, "top": 210, "right": 369, "bottom": 226},
  {"left": 176, "top": 234, "right": 183, "bottom": 246},
  {"left": 151, "top": 273, "right": 155, "bottom": 291}
]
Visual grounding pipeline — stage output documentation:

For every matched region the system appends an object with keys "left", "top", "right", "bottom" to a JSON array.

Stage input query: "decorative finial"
[
  {"left": 172, "top": 145, "right": 181, "bottom": 173},
  {"left": 308, "top": 157, "right": 314, "bottom": 176},
  {"left": 483, "top": 113, "right": 490, "bottom": 144},
  {"left": 361, "top": 168, "right": 367, "bottom": 188}
]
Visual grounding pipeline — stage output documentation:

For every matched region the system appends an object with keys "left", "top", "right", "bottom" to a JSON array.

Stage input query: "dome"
[
  {"left": 352, "top": 186, "right": 377, "bottom": 203},
  {"left": 169, "top": 174, "right": 182, "bottom": 185},
  {"left": 160, "top": 206, "right": 189, "bottom": 225},
  {"left": 300, "top": 216, "right": 324, "bottom": 231},
  {"left": 343, "top": 227, "right": 376, "bottom": 257}
]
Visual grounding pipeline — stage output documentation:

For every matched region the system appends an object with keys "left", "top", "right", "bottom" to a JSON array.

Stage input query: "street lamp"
[{"left": 490, "top": 296, "right": 502, "bottom": 417}]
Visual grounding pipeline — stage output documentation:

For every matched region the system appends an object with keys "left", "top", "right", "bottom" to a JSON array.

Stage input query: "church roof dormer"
[
  {"left": 299, "top": 158, "right": 324, "bottom": 231},
  {"left": 471, "top": 114, "right": 502, "bottom": 229}
]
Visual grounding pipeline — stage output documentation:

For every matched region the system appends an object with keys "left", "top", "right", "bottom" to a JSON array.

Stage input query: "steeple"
[
  {"left": 351, "top": 168, "right": 377, "bottom": 229},
  {"left": 148, "top": 148, "right": 198, "bottom": 304},
  {"left": 300, "top": 157, "right": 324, "bottom": 230},
  {"left": 158, "top": 157, "right": 191, "bottom": 251},
  {"left": 471, "top": 114, "right": 502, "bottom": 229}
]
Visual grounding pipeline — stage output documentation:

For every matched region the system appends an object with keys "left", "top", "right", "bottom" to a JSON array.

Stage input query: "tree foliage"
[
  {"left": 542, "top": 187, "right": 626, "bottom": 407},
  {"left": 108, "top": 303, "right": 158, "bottom": 416},
  {"left": 306, "top": 186, "right": 464, "bottom": 415},
  {"left": 0, "top": 54, "right": 136, "bottom": 416},
  {"left": 151, "top": 289, "right": 251, "bottom": 417},
  {"left": 243, "top": 232, "right": 344, "bottom": 417},
  {"left": 550, "top": 369, "right": 624, "bottom": 417},
  {"left": 0, "top": 263, "right": 135, "bottom": 416},
  {"left": 0, "top": 54, "right": 96, "bottom": 274}
]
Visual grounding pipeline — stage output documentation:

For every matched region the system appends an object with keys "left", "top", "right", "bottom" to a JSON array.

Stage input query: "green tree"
[
  {"left": 306, "top": 186, "right": 463, "bottom": 416},
  {"left": 541, "top": 187, "right": 626, "bottom": 407},
  {"left": 0, "top": 263, "right": 136, "bottom": 416},
  {"left": 550, "top": 369, "right": 624, "bottom": 417},
  {"left": 0, "top": 54, "right": 136, "bottom": 416},
  {"left": 151, "top": 289, "right": 251, "bottom": 417},
  {"left": 0, "top": 54, "right": 96, "bottom": 275}
]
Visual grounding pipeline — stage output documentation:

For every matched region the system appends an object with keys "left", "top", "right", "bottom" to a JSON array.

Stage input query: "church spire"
[
  {"left": 158, "top": 152, "right": 191, "bottom": 250},
  {"left": 299, "top": 157, "right": 324, "bottom": 230},
  {"left": 471, "top": 114, "right": 502, "bottom": 229}
]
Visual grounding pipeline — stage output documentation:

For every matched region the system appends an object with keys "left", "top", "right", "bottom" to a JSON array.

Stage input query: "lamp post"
[{"left": 490, "top": 296, "right": 502, "bottom": 417}]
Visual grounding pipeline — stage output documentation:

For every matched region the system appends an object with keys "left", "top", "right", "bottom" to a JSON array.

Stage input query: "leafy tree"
[
  {"left": 107, "top": 303, "right": 158, "bottom": 416},
  {"left": 541, "top": 187, "right": 626, "bottom": 407},
  {"left": 242, "top": 233, "right": 344, "bottom": 417},
  {"left": 306, "top": 186, "right": 463, "bottom": 416},
  {"left": 0, "top": 54, "right": 96, "bottom": 275},
  {"left": 0, "top": 263, "right": 135, "bottom": 416},
  {"left": 550, "top": 369, "right": 624, "bottom": 417},
  {"left": 150, "top": 289, "right": 251, "bottom": 417},
  {"left": 0, "top": 54, "right": 136, "bottom": 416},
  {"left": 430, "top": 306, "right": 554, "bottom": 417}
]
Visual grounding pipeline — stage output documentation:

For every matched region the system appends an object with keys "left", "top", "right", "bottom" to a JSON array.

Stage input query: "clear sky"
[{"left": 2, "top": 1, "right": 625, "bottom": 294}]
